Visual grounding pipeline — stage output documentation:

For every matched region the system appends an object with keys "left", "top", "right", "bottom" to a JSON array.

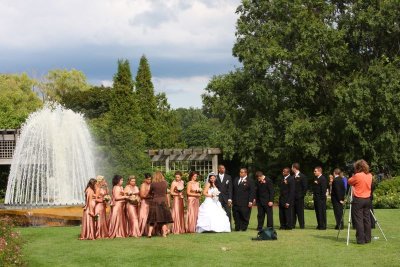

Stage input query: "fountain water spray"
[{"left": 5, "top": 103, "right": 96, "bottom": 206}]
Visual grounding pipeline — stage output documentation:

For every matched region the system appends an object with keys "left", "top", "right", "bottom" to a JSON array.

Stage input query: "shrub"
[
  {"left": 304, "top": 192, "right": 333, "bottom": 210},
  {"left": 372, "top": 177, "right": 400, "bottom": 208},
  {"left": 0, "top": 216, "right": 25, "bottom": 266},
  {"left": 374, "top": 176, "right": 400, "bottom": 195}
]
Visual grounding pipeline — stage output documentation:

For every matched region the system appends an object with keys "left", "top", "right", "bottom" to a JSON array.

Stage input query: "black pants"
[
  {"left": 221, "top": 200, "right": 232, "bottom": 225},
  {"left": 233, "top": 205, "right": 251, "bottom": 231},
  {"left": 279, "top": 204, "right": 292, "bottom": 229},
  {"left": 257, "top": 204, "right": 273, "bottom": 229},
  {"left": 313, "top": 197, "right": 326, "bottom": 229},
  {"left": 332, "top": 198, "right": 344, "bottom": 229},
  {"left": 352, "top": 197, "right": 372, "bottom": 244},
  {"left": 292, "top": 197, "right": 305, "bottom": 228}
]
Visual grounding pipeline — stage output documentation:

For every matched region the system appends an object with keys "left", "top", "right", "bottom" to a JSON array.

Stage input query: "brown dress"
[
  {"left": 80, "top": 188, "right": 96, "bottom": 240},
  {"left": 95, "top": 187, "right": 109, "bottom": 238},
  {"left": 125, "top": 185, "right": 140, "bottom": 237},
  {"left": 186, "top": 181, "right": 200, "bottom": 233},
  {"left": 147, "top": 181, "right": 173, "bottom": 225},
  {"left": 171, "top": 180, "right": 186, "bottom": 234},
  {"left": 108, "top": 186, "right": 127, "bottom": 238}
]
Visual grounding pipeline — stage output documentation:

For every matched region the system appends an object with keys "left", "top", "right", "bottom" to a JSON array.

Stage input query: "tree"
[
  {"left": 135, "top": 55, "right": 158, "bottom": 148},
  {"left": 40, "top": 69, "right": 90, "bottom": 102},
  {"left": 105, "top": 59, "right": 150, "bottom": 177},
  {"left": 0, "top": 74, "right": 42, "bottom": 128},
  {"left": 203, "top": 0, "right": 400, "bottom": 174},
  {"left": 60, "top": 86, "right": 112, "bottom": 119}
]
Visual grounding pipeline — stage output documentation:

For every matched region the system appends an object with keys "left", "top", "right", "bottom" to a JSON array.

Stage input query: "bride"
[{"left": 196, "top": 172, "right": 231, "bottom": 233}]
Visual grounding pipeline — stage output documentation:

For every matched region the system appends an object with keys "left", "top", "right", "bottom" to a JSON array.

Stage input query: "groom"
[
  {"left": 232, "top": 168, "right": 255, "bottom": 231},
  {"left": 215, "top": 164, "right": 233, "bottom": 224}
]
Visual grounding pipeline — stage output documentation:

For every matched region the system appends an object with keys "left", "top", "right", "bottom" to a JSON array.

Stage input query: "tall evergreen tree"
[
  {"left": 107, "top": 59, "right": 150, "bottom": 177},
  {"left": 135, "top": 55, "right": 158, "bottom": 148}
]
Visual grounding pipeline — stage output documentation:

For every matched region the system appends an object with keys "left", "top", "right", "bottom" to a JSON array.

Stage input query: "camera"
[{"left": 345, "top": 162, "right": 355, "bottom": 177}]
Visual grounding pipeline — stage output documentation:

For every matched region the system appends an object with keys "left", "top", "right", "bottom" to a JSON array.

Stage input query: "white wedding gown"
[{"left": 196, "top": 187, "right": 231, "bottom": 233}]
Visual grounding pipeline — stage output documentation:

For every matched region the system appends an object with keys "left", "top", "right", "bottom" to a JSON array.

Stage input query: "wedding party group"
[{"left": 79, "top": 160, "right": 373, "bottom": 244}]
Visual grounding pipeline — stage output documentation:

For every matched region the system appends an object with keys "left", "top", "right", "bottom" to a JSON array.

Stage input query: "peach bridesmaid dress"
[
  {"left": 186, "top": 181, "right": 200, "bottom": 233},
  {"left": 95, "top": 186, "right": 109, "bottom": 238},
  {"left": 108, "top": 185, "right": 127, "bottom": 238},
  {"left": 138, "top": 183, "right": 151, "bottom": 236},
  {"left": 80, "top": 187, "right": 96, "bottom": 240},
  {"left": 125, "top": 185, "right": 140, "bottom": 237},
  {"left": 171, "top": 180, "right": 186, "bottom": 234}
]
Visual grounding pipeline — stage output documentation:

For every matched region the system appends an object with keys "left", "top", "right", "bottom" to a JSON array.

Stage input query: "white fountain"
[{"left": 5, "top": 103, "right": 96, "bottom": 206}]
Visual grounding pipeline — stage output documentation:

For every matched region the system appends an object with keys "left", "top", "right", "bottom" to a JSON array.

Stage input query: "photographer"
[{"left": 348, "top": 160, "right": 372, "bottom": 244}]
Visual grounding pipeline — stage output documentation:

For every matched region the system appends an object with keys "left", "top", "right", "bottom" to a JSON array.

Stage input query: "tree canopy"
[{"left": 203, "top": 0, "right": 400, "bottom": 175}]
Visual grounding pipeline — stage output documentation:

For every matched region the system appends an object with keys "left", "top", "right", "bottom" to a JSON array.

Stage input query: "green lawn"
[{"left": 18, "top": 209, "right": 400, "bottom": 267}]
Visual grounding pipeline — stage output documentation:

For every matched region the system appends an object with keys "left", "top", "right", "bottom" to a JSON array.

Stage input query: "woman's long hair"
[
  {"left": 207, "top": 173, "right": 216, "bottom": 188},
  {"left": 152, "top": 171, "right": 165, "bottom": 183},
  {"left": 85, "top": 178, "right": 97, "bottom": 193},
  {"left": 354, "top": 160, "right": 370, "bottom": 174}
]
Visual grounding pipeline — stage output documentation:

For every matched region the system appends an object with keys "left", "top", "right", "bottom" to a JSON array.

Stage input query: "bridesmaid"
[
  {"left": 138, "top": 173, "right": 152, "bottom": 236},
  {"left": 79, "top": 178, "right": 97, "bottom": 240},
  {"left": 170, "top": 171, "right": 186, "bottom": 234},
  {"left": 147, "top": 171, "right": 173, "bottom": 237},
  {"left": 95, "top": 175, "right": 109, "bottom": 238},
  {"left": 186, "top": 171, "right": 201, "bottom": 233},
  {"left": 124, "top": 175, "right": 140, "bottom": 237},
  {"left": 108, "top": 175, "right": 128, "bottom": 238}
]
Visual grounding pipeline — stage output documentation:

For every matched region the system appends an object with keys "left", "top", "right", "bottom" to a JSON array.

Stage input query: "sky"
[{"left": 0, "top": 0, "right": 241, "bottom": 108}]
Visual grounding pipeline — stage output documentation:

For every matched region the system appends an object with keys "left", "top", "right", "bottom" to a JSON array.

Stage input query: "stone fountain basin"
[{"left": 0, "top": 206, "right": 106, "bottom": 227}]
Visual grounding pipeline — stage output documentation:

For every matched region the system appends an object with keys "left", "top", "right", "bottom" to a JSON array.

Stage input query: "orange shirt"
[{"left": 348, "top": 172, "right": 372, "bottom": 198}]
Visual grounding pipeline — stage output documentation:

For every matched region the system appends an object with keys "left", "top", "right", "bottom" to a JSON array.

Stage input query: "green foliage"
[
  {"left": 375, "top": 177, "right": 400, "bottom": 195},
  {"left": 304, "top": 192, "right": 333, "bottom": 210},
  {"left": 60, "top": 86, "right": 111, "bottom": 119},
  {"left": 107, "top": 59, "right": 150, "bottom": 177},
  {"left": 40, "top": 69, "right": 90, "bottom": 102},
  {"left": 0, "top": 217, "right": 25, "bottom": 266},
  {"left": 174, "top": 108, "right": 219, "bottom": 148},
  {"left": 203, "top": 0, "right": 400, "bottom": 174},
  {"left": 0, "top": 74, "right": 42, "bottom": 129},
  {"left": 373, "top": 177, "right": 400, "bottom": 208}
]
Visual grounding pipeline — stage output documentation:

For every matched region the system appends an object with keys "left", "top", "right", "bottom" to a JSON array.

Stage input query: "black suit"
[
  {"left": 279, "top": 175, "right": 295, "bottom": 230},
  {"left": 255, "top": 177, "right": 274, "bottom": 229},
  {"left": 292, "top": 172, "right": 307, "bottom": 228},
  {"left": 232, "top": 176, "right": 255, "bottom": 231},
  {"left": 313, "top": 175, "right": 327, "bottom": 229},
  {"left": 215, "top": 173, "right": 233, "bottom": 223},
  {"left": 331, "top": 176, "right": 345, "bottom": 229}
]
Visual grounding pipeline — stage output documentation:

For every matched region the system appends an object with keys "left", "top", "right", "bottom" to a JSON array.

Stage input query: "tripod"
[{"left": 336, "top": 186, "right": 387, "bottom": 245}]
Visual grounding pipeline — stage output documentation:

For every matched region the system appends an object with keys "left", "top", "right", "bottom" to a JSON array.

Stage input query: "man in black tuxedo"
[
  {"left": 313, "top": 166, "right": 327, "bottom": 230},
  {"left": 279, "top": 167, "right": 295, "bottom": 230},
  {"left": 331, "top": 168, "right": 345, "bottom": 229},
  {"left": 215, "top": 164, "right": 233, "bottom": 223},
  {"left": 291, "top": 163, "right": 307, "bottom": 229},
  {"left": 255, "top": 171, "right": 274, "bottom": 230},
  {"left": 232, "top": 168, "right": 255, "bottom": 231}
]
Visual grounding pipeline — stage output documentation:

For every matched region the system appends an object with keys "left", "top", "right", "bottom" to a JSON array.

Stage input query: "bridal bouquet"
[
  {"left": 128, "top": 195, "right": 139, "bottom": 205},
  {"left": 211, "top": 188, "right": 220, "bottom": 200},
  {"left": 176, "top": 185, "right": 184, "bottom": 199},
  {"left": 103, "top": 194, "right": 111, "bottom": 203}
]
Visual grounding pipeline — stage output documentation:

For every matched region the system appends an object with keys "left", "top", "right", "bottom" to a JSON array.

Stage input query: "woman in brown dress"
[
  {"left": 124, "top": 175, "right": 140, "bottom": 237},
  {"left": 108, "top": 175, "right": 129, "bottom": 238},
  {"left": 170, "top": 171, "right": 186, "bottom": 234},
  {"left": 186, "top": 171, "right": 201, "bottom": 233},
  {"left": 147, "top": 171, "right": 173, "bottom": 237},
  {"left": 94, "top": 175, "right": 109, "bottom": 238},
  {"left": 79, "top": 178, "right": 97, "bottom": 240},
  {"left": 138, "top": 173, "right": 152, "bottom": 236}
]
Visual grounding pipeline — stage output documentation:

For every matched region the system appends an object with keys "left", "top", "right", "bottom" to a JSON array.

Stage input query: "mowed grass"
[{"left": 18, "top": 208, "right": 400, "bottom": 267}]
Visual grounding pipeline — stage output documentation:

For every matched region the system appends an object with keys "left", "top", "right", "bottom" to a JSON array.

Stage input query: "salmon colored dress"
[
  {"left": 186, "top": 181, "right": 200, "bottom": 233},
  {"left": 171, "top": 180, "right": 186, "bottom": 234},
  {"left": 125, "top": 185, "right": 140, "bottom": 237},
  {"left": 108, "top": 186, "right": 127, "bottom": 238},
  {"left": 80, "top": 188, "right": 96, "bottom": 240},
  {"left": 95, "top": 186, "right": 109, "bottom": 238},
  {"left": 138, "top": 183, "right": 151, "bottom": 236}
]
